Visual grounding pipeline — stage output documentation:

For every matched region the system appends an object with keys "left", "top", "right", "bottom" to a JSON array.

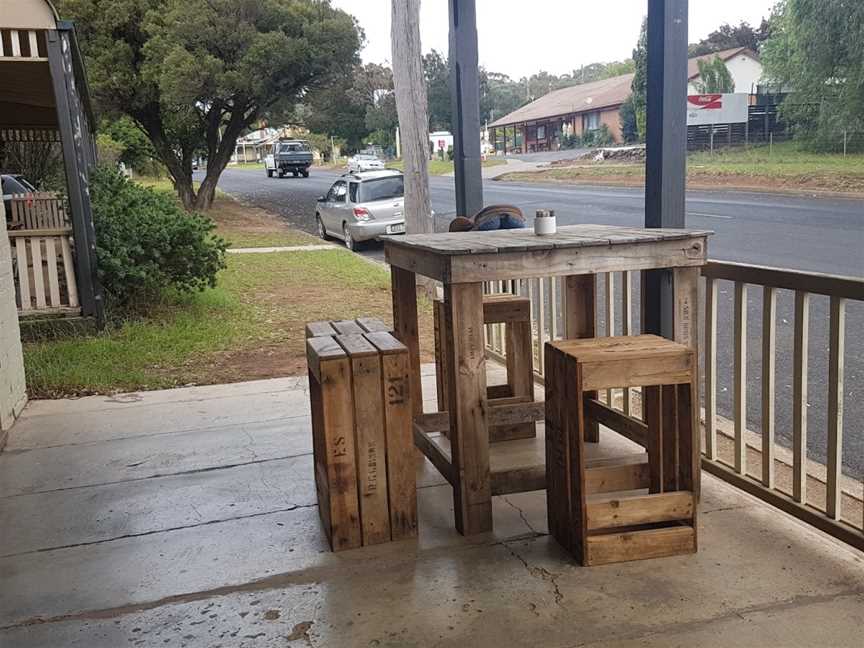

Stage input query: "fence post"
[{"left": 843, "top": 130, "right": 848, "bottom": 157}]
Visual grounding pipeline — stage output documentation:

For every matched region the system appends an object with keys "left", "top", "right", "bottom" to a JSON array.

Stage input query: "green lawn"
[
  {"left": 499, "top": 142, "right": 864, "bottom": 193},
  {"left": 24, "top": 249, "right": 434, "bottom": 398},
  {"left": 688, "top": 141, "right": 864, "bottom": 178},
  {"left": 387, "top": 157, "right": 506, "bottom": 175}
]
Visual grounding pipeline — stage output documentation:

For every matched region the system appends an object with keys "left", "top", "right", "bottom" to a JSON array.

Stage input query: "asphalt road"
[{"left": 215, "top": 167, "right": 864, "bottom": 480}]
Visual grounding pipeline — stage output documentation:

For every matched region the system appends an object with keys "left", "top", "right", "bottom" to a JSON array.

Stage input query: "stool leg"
[
  {"left": 433, "top": 300, "right": 449, "bottom": 423},
  {"left": 644, "top": 385, "right": 663, "bottom": 494},
  {"left": 501, "top": 318, "right": 536, "bottom": 440},
  {"left": 662, "top": 384, "right": 679, "bottom": 492}
]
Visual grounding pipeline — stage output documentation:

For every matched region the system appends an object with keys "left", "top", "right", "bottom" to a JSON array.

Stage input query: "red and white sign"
[{"left": 686, "top": 93, "right": 748, "bottom": 126}]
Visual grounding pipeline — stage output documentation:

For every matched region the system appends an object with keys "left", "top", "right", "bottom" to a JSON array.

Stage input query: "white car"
[{"left": 347, "top": 154, "right": 385, "bottom": 173}]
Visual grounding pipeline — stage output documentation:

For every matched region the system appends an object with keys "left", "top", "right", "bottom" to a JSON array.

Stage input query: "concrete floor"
[{"left": 1, "top": 366, "right": 863, "bottom": 647}]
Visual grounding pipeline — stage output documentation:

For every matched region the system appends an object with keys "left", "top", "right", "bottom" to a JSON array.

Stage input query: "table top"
[{"left": 381, "top": 224, "right": 712, "bottom": 257}]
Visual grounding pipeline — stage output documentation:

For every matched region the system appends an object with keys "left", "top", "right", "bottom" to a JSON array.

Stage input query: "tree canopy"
[
  {"left": 57, "top": 0, "right": 361, "bottom": 209},
  {"left": 762, "top": 0, "right": 864, "bottom": 150},
  {"left": 689, "top": 20, "right": 771, "bottom": 56},
  {"left": 694, "top": 57, "right": 735, "bottom": 94}
]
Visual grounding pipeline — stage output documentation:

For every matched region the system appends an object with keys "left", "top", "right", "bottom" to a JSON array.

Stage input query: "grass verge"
[
  {"left": 24, "top": 249, "right": 434, "bottom": 398},
  {"left": 498, "top": 142, "right": 864, "bottom": 194}
]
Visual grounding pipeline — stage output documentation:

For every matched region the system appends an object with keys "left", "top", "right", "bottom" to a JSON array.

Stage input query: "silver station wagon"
[{"left": 315, "top": 170, "right": 406, "bottom": 250}]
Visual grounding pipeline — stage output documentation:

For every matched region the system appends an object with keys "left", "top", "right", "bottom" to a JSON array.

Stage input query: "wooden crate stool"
[
  {"left": 433, "top": 293, "right": 535, "bottom": 441},
  {"left": 545, "top": 335, "right": 699, "bottom": 566},
  {"left": 305, "top": 318, "right": 417, "bottom": 551}
]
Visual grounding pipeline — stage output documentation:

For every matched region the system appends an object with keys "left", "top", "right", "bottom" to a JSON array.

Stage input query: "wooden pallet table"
[{"left": 383, "top": 224, "right": 710, "bottom": 536}]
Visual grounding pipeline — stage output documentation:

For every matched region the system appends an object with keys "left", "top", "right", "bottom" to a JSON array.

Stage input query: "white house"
[
  {"left": 429, "top": 131, "right": 454, "bottom": 157},
  {"left": 687, "top": 47, "right": 763, "bottom": 95}
]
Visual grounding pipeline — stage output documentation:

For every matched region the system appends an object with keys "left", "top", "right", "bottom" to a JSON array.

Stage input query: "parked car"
[
  {"left": 1, "top": 174, "right": 37, "bottom": 221},
  {"left": 347, "top": 154, "right": 385, "bottom": 173},
  {"left": 315, "top": 170, "right": 406, "bottom": 251},
  {"left": 264, "top": 140, "right": 313, "bottom": 178}
]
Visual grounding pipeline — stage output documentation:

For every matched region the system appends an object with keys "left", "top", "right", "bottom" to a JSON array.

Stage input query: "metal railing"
[{"left": 483, "top": 262, "right": 864, "bottom": 551}]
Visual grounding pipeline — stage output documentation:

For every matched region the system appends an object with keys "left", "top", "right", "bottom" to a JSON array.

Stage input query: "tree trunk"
[{"left": 391, "top": 0, "right": 433, "bottom": 236}]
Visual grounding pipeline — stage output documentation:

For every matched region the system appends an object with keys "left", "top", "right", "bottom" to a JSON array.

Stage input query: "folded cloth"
[{"left": 449, "top": 204, "right": 526, "bottom": 232}]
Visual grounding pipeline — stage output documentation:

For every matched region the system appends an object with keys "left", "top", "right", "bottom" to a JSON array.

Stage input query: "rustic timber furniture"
[
  {"left": 545, "top": 335, "right": 699, "bottom": 565},
  {"left": 305, "top": 317, "right": 417, "bottom": 551},
  {"left": 382, "top": 224, "right": 709, "bottom": 536},
  {"left": 433, "top": 293, "right": 535, "bottom": 441}
]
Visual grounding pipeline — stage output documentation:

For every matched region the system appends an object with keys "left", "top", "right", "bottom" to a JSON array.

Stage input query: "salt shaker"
[{"left": 534, "top": 209, "right": 556, "bottom": 236}]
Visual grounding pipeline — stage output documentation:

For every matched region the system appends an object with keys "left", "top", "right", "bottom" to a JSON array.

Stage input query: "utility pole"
[
  {"left": 449, "top": 0, "right": 484, "bottom": 219},
  {"left": 391, "top": 0, "right": 433, "bottom": 234}
]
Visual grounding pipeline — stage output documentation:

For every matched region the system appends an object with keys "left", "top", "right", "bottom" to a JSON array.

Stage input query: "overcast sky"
[{"left": 331, "top": 0, "right": 776, "bottom": 79}]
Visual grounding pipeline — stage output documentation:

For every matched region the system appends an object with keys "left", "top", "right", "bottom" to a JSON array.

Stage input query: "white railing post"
[
  {"left": 826, "top": 296, "right": 846, "bottom": 520},
  {"left": 792, "top": 291, "right": 810, "bottom": 504}
]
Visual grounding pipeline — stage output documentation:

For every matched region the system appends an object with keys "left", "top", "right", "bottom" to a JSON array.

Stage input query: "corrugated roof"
[
  {"left": 489, "top": 73, "right": 634, "bottom": 128},
  {"left": 490, "top": 48, "right": 761, "bottom": 129}
]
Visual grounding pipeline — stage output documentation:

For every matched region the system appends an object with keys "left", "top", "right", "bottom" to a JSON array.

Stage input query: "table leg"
[
  {"left": 444, "top": 282, "right": 492, "bottom": 535},
  {"left": 673, "top": 267, "right": 699, "bottom": 350},
  {"left": 391, "top": 267, "right": 422, "bottom": 417},
  {"left": 673, "top": 266, "right": 701, "bottom": 500},
  {"left": 564, "top": 274, "right": 600, "bottom": 443}
]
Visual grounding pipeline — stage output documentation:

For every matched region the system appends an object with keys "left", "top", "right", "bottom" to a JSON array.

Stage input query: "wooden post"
[
  {"left": 391, "top": 267, "right": 422, "bottom": 417},
  {"left": 444, "top": 281, "right": 491, "bottom": 535},
  {"left": 448, "top": 0, "right": 484, "bottom": 219},
  {"left": 644, "top": 0, "right": 689, "bottom": 341},
  {"left": 46, "top": 28, "right": 103, "bottom": 325},
  {"left": 391, "top": 0, "right": 433, "bottom": 234},
  {"left": 564, "top": 274, "right": 599, "bottom": 442}
]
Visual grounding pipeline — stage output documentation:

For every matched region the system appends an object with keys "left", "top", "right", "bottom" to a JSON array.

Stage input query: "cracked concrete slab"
[
  {"left": 0, "top": 417, "right": 312, "bottom": 496},
  {"left": 1, "top": 373, "right": 863, "bottom": 647},
  {"left": 0, "top": 455, "right": 316, "bottom": 556}
]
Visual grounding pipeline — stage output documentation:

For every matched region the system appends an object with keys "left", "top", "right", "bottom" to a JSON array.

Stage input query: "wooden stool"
[
  {"left": 545, "top": 335, "right": 699, "bottom": 566},
  {"left": 305, "top": 318, "right": 417, "bottom": 551},
  {"left": 433, "top": 293, "right": 535, "bottom": 441}
]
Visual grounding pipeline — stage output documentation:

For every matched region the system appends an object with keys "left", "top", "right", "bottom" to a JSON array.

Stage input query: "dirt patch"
[{"left": 209, "top": 195, "right": 319, "bottom": 248}]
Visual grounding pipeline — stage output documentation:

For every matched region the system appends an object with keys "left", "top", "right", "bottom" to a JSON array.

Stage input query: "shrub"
[
  {"left": 582, "top": 125, "right": 614, "bottom": 148},
  {"left": 560, "top": 133, "right": 582, "bottom": 149},
  {"left": 89, "top": 165, "right": 227, "bottom": 313}
]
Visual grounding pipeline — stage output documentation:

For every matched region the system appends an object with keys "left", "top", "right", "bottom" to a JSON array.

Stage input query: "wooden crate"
[
  {"left": 306, "top": 318, "right": 417, "bottom": 551},
  {"left": 545, "top": 335, "right": 698, "bottom": 566}
]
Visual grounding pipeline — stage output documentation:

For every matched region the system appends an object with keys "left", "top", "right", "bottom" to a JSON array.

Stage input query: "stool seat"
[
  {"left": 550, "top": 335, "right": 694, "bottom": 391},
  {"left": 545, "top": 335, "right": 699, "bottom": 566}
]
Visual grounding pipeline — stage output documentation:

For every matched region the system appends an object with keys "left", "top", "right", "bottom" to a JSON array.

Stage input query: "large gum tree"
[{"left": 57, "top": 0, "right": 361, "bottom": 210}]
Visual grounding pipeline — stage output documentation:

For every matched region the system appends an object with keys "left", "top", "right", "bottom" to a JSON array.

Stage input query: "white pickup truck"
[{"left": 264, "top": 140, "right": 313, "bottom": 178}]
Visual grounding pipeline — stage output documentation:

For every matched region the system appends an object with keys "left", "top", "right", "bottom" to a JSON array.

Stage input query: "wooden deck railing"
[
  {"left": 8, "top": 193, "right": 71, "bottom": 231},
  {"left": 483, "top": 262, "right": 864, "bottom": 551},
  {"left": 8, "top": 228, "right": 80, "bottom": 315},
  {"left": 701, "top": 261, "right": 862, "bottom": 550}
]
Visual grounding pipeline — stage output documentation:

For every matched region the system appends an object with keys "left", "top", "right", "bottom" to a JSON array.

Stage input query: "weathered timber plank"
[
  {"left": 380, "top": 350, "right": 417, "bottom": 539},
  {"left": 584, "top": 526, "right": 696, "bottom": 566},
  {"left": 586, "top": 491, "right": 694, "bottom": 530}
]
